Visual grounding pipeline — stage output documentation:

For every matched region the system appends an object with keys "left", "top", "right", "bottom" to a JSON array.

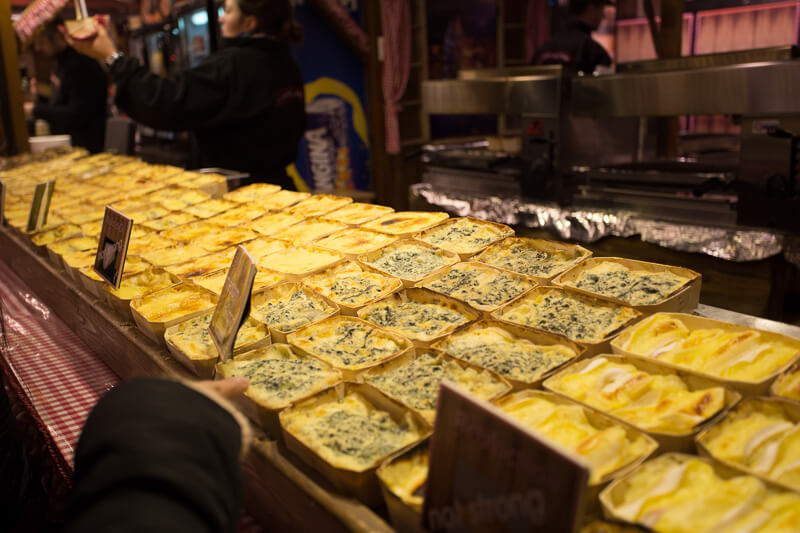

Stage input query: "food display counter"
[{"left": 3, "top": 148, "right": 800, "bottom": 532}]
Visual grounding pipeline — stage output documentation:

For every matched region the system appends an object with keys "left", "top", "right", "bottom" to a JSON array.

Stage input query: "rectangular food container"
[
  {"left": 279, "top": 382, "right": 432, "bottom": 506},
  {"left": 376, "top": 441, "right": 429, "bottom": 533},
  {"left": 493, "top": 286, "right": 642, "bottom": 357},
  {"left": 413, "top": 216, "right": 515, "bottom": 261},
  {"left": 361, "top": 211, "right": 450, "bottom": 239},
  {"left": 770, "top": 360, "right": 800, "bottom": 405},
  {"left": 433, "top": 318, "right": 585, "bottom": 390},
  {"left": 257, "top": 245, "right": 346, "bottom": 283},
  {"left": 695, "top": 396, "right": 800, "bottom": 493},
  {"left": 357, "top": 239, "right": 460, "bottom": 288},
  {"left": 611, "top": 312, "right": 800, "bottom": 397},
  {"left": 102, "top": 268, "right": 181, "bottom": 321},
  {"left": 357, "top": 288, "right": 481, "bottom": 349},
  {"left": 473, "top": 236, "right": 592, "bottom": 285},
  {"left": 250, "top": 282, "right": 339, "bottom": 343},
  {"left": 543, "top": 354, "right": 741, "bottom": 453},
  {"left": 130, "top": 283, "right": 218, "bottom": 344},
  {"left": 552, "top": 257, "right": 701, "bottom": 314},
  {"left": 300, "top": 261, "right": 404, "bottom": 317}
]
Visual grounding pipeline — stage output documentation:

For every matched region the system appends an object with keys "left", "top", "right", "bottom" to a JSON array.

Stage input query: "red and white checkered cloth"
[{"left": 0, "top": 259, "right": 263, "bottom": 533}]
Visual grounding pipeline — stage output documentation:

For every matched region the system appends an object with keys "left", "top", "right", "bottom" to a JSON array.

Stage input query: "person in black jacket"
[
  {"left": 533, "top": 0, "right": 612, "bottom": 75},
  {"left": 65, "top": 377, "right": 251, "bottom": 533},
  {"left": 28, "top": 17, "right": 108, "bottom": 153},
  {"left": 66, "top": 0, "right": 306, "bottom": 189}
]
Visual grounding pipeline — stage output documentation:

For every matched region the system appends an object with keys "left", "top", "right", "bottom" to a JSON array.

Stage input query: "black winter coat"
[{"left": 110, "top": 37, "right": 306, "bottom": 189}]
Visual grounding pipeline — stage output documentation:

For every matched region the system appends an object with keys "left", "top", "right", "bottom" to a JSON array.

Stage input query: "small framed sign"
[
  {"left": 93, "top": 206, "right": 133, "bottom": 289},
  {"left": 422, "top": 382, "right": 590, "bottom": 533},
  {"left": 0, "top": 179, "right": 5, "bottom": 226},
  {"left": 209, "top": 246, "right": 257, "bottom": 362},
  {"left": 25, "top": 180, "right": 55, "bottom": 232}
]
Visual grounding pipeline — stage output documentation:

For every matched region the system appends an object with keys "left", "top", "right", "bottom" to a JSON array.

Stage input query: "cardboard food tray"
[
  {"left": 287, "top": 316, "right": 413, "bottom": 380},
  {"left": 357, "top": 288, "right": 481, "bottom": 349},
  {"left": 102, "top": 270, "right": 181, "bottom": 321},
  {"left": 166, "top": 322, "right": 271, "bottom": 379},
  {"left": 415, "top": 261, "right": 537, "bottom": 315},
  {"left": 313, "top": 229, "right": 399, "bottom": 262},
  {"left": 77, "top": 267, "right": 106, "bottom": 300},
  {"left": 361, "top": 211, "right": 450, "bottom": 239},
  {"left": 376, "top": 441, "right": 429, "bottom": 533},
  {"left": 412, "top": 216, "right": 515, "bottom": 261},
  {"left": 598, "top": 453, "right": 789, "bottom": 527},
  {"left": 770, "top": 360, "right": 800, "bottom": 405},
  {"left": 432, "top": 318, "right": 586, "bottom": 390},
  {"left": 261, "top": 246, "right": 347, "bottom": 284},
  {"left": 610, "top": 312, "right": 800, "bottom": 397},
  {"left": 543, "top": 354, "right": 741, "bottom": 453},
  {"left": 496, "top": 390, "right": 658, "bottom": 507},
  {"left": 251, "top": 283, "right": 340, "bottom": 343},
  {"left": 474, "top": 237, "right": 592, "bottom": 285},
  {"left": 358, "top": 348, "right": 512, "bottom": 423},
  {"left": 279, "top": 382, "right": 432, "bottom": 506},
  {"left": 130, "top": 284, "right": 218, "bottom": 344},
  {"left": 301, "top": 267, "right": 404, "bottom": 317},
  {"left": 552, "top": 257, "right": 701, "bottom": 314},
  {"left": 695, "top": 396, "right": 800, "bottom": 493},
  {"left": 492, "top": 286, "right": 642, "bottom": 357},
  {"left": 214, "top": 344, "right": 343, "bottom": 438},
  {"left": 357, "top": 239, "right": 460, "bottom": 288}
]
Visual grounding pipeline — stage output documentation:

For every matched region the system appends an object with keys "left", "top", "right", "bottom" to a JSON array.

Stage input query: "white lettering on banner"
[
  {"left": 427, "top": 490, "right": 546, "bottom": 530},
  {"left": 306, "top": 128, "right": 336, "bottom": 190}
]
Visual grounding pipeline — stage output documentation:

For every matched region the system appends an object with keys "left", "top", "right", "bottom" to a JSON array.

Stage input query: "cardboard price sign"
[
  {"left": 209, "top": 246, "right": 257, "bottom": 362},
  {"left": 93, "top": 206, "right": 133, "bottom": 289},
  {"left": 25, "top": 180, "right": 55, "bottom": 232},
  {"left": 422, "top": 382, "right": 589, "bottom": 533}
]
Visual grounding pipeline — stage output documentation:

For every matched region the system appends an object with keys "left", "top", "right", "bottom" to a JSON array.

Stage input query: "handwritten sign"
[
  {"left": 93, "top": 206, "right": 133, "bottom": 289},
  {"left": 422, "top": 382, "right": 589, "bottom": 533},
  {"left": 209, "top": 246, "right": 257, "bottom": 362},
  {"left": 25, "top": 180, "right": 55, "bottom": 232},
  {"left": 0, "top": 179, "right": 5, "bottom": 226}
]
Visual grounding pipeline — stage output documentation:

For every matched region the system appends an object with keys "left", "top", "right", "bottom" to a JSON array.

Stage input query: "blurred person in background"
[
  {"left": 533, "top": 0, "right": 612, "bottom": 74},
  {"left": 25, "top": 15, "right": 108, "bottom": 153},
  {"left": 65, "top": 0, "right": 306, "bottom": 190}
]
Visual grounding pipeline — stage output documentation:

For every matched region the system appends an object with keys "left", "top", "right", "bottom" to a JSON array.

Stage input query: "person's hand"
[
  {"left": 193, "top": 377, "right": 249, "bottom": 401},
  {"left": 60, "top": 17, "right": 117, "bottom": 62}
]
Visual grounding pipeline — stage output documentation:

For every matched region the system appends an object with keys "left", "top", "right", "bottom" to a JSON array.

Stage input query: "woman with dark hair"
[{"left": 66, "top": 0, "right": 306, "bottom": 189}]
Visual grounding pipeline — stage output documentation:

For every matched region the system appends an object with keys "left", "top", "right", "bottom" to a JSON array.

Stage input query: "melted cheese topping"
[
  {"left": 281, "top": 391, "right": 423, "bottom": 472},
  {"left": 131, "top": 283, "right": 216, "bottom": 323},
  {"left": 303, "top": 262, "right": 401, "bottom": 308},
  {"left": 191, "top": 227, "right": 259, "bottom": 252},
  {"left": 623, "top": 314, "right": 799, "bottom": 382},
  {"left": 165, "top": 249, "right": 236, "bottom": 279},
  {"left": 287, "top": 194, "right": 352, "bottom": 218},
  {"left": 195, "top": 267, "right": 285, "bottom": 295},
  {"left": 32, "top": 224, "right": 81, "bottom": 246},
  {"left": 104, "top": 267, "right": 178, "bottom": 300},
  {"left": 250, "top": 212, "right": 307, "bottom": 237},
  {"left": 494, "top": 288, "right": 639, "bottom": 344},
  {"left": 279, "top": 219, "right": 347, "bottom": 245},
  {"left": 62, "top": 250, "right": 97, "bottom": 269},
  {"left": 219, "top": 344, "right": 341, "bottom": 409},
  {"left": 498, "top": 394, "right": 651, "bottom": 484},
  {"left": 164, "top": 312, "right": 268, "bottom": 360},
  {"left": 701, "top": 401, "right": 800, "bottom": 491},
  {"left": 566, "top": 261, "right": 693, "bottom": 306},
  {"left": 289, "top": 316, "right": 406, "bottom": 370},
  {"left": 477, "top": 238, "right": 586, "bottom": 278},
  {"left": 47, "top": 236, "right": 98, "bottom": 255},
  {"left": 161, "top": 220, "right": 225, "bottom": 242},
  {"left": 205, "top": 204, "right": 268, "bottom": 226},
  {"left": 183, "top": 199, "right": 237, "bottom": 219},
  {"left": 67, "top": 208, "right": 106, "bottom": 225},
  {"left": 251, "top": 284, "right": 335, "bottom": 333},
  {"left": 79, "top": 220, "right": 105, "bottom": 238},
  {"left": 417, "top": 217, "right": 513, "bottom": 255},
  {"left": 126, "top": 234, "right": 177, "bottom": 256},
  {"left": 258, "top": 246, "right": 343, "bottom": 276},
  {"left": 547, "top": 357, "right": 726, "bottom": 434},
  {"left": 156, "top": 189, "right": 210, "bottom": 211},
  {"left": 437, "top": 325, "right": 576, "bottom": 384},
  {"left": 166, "top": 171, "right": 226, "bottom": 188},
  {"left": 774, "top": 368, "right": 800, "bottom": 402},
  {"left": 366, "top": 352, "right": 508, "bottom": 419},
  {"left": 611, "top": 455, "right": 800, "bottom": 533},
  {"left": 141, "top": 245, "right": 206, "bottom": 267},
  {"left": 378, "top": 446, "right": 428, "bottom": 511},
  {"left": 260, "top": 190, "right": 310, "bottom": 211},
  {"left": 421, "top": 262, "right": 534, "bottom": 312},
  {"left": 362, "top": 241, "right": 458, "bottom": 282},
  {"left": 325, "top": 203, "right": 394, "bottom": 225},
  {"left": 314, "top": 228, "right": 397, "bottom": 255},
  {"left": 240, "top": 237, "right": 291, "bottom": 260},
  {"left": 126, "top": 206, "right": 170, "bottom": 222},
  {"left": 362, "top": 211, "right": 449, "bottom": 235},
  {"left": 223, "top": 183, "right": 281, "bottom": 203},
  {"left": 360, "top": 294, "right": 473, "bottom": 342}
]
